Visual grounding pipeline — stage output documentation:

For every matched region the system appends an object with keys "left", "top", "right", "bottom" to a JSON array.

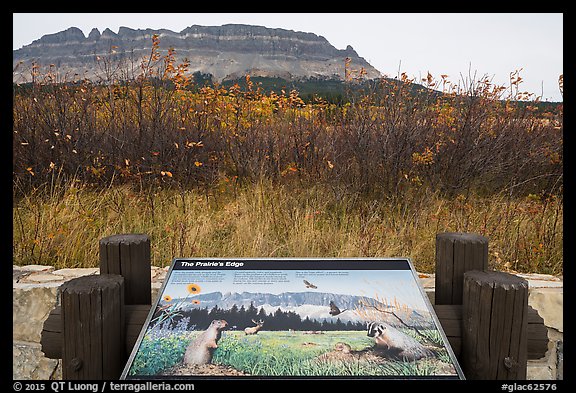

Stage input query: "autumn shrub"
[{"left": 12, "top": 37, "right": 563, "bottom": 274}]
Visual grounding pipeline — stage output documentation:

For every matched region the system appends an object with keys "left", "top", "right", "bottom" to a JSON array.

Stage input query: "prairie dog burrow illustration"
[{"left": 334, "top": 342, "right": 352, "bottom": 354}]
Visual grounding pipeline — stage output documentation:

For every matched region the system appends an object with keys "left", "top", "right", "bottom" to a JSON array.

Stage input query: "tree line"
[{"left": 157, "top": 302, "right": 366, "bottom": 332}]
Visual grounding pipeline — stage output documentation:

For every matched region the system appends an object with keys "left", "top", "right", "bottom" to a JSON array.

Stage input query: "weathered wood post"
[
  {"left": 61, "top": 275, "right": 125, "bottom": 379},
  {"left": 462, "top": 270, "right": 529, "bottom": 379},
  {"left": 99, "top": 234, "right": 151, "bottom": 305},
  {"left": 435, "top": 232, "right": 488, "bottom": 305}
]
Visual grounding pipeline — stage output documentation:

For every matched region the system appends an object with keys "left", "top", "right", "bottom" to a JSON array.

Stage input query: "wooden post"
[
  {"left": 99, "top": 234, "right": 151, "bottom": 305},
  {"left": 61, "top": 274, "right": 125, "bottom": 379},
  {"left": 462, "top": 270, "right": 529, "bottom": 380},
  {"left": 435, "top": 232, "right": 488, "bottom": 305}
]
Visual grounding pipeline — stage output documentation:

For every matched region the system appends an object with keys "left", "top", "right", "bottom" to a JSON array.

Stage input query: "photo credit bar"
[
  {"left": 108, "top": 382, "right": 194, "bottom": 392},
  {"left": 11, "top": 381, "right": 195, "bottom": 393}
]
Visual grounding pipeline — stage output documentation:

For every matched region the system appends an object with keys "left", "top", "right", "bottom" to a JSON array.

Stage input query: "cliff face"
[{"left": 13, "top": 24, "right": 382, "bottom": 82}]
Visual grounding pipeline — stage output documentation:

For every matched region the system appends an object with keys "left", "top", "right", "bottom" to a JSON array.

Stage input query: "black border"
[{"left": 172, "top": 258, "right": 412, "bottom": 271}]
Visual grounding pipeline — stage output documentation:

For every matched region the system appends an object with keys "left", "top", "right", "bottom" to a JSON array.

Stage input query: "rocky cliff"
[{"left": 13, "top": 24, "right": 382, "bottom": 83}]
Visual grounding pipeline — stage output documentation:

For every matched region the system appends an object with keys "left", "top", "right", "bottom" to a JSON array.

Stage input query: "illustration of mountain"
[{"left": 162, "top": 291, "right": 433, "bottom": 328}]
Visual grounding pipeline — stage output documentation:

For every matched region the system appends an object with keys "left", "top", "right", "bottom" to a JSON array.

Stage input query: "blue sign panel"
[{"left": 122, "top": 258, "right": 464, "bottom": 379}]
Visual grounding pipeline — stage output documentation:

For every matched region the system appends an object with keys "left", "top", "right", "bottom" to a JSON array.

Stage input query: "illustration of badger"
[
  {"left": 367, "top": 321, "right": 433, "bottom": 361},
  {"left": 183, "top": 319, "right": 228, "bottom": 365}
]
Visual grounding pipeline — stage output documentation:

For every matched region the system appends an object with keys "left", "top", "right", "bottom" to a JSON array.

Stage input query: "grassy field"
[{"left": 12, "top": 178, "right": 562, "bottom": 274}]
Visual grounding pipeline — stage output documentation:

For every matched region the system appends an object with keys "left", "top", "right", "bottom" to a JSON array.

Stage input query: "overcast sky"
[{"left": 13, "top": 13, "right": 563, "bottom": 102}]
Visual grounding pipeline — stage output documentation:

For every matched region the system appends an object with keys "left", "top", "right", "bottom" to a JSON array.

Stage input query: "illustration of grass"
[{"left": 129, "top": 329, "right": 452, "bottom": 377}]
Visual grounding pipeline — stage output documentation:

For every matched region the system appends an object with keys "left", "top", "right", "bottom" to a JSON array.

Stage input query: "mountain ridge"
[
  {"left": 162, "top": 290, "right": 433, "bottom": 328},
  {"left": 13, "top": 24, "right": 382, "bottom": 83}
]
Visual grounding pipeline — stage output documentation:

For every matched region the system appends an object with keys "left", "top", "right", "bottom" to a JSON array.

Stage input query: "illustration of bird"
[
  {"left": 303, "top": 279, "right": 317, "bottom": 289},
  {"left": 329, "top": 301, "right": 348, "bottom": 316}
]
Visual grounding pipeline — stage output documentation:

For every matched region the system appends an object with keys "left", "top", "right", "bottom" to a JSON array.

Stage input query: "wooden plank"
[
  {"left": 120, "top": 241, "right": 133, "bottom": 304},
  {"left": 435, "top": 233, "right": 454, "bottom": 304},
  {"left": 60, "top": 275, "right": 124, "bottom": 379},
  {"left": 61, "top": 285, "right": 76, "bottom": 378},
  {"left": 125, "top": 304, "right": 152, "bottom": 353},
  {"left": 462, "top": 271, "right": 480, "bottom": 374},
  {"left": 493, "top": 275, "right": 514, "bottom": 379},
  {"left": 447, "top": 337, "right": 461, "bottom": 357},
  {"left": 516, "top": 279, "right": 529, "bottom": 379},
  {"left": 125, "top": 305, "right": 150, "bottom": 325},
  {"left": 435, "top": 233, "right": 488, "bottom": 305},
  {"left": 41, "top": 307, "right": 61, "bottom": 332},
  {"left": 436, "top": 318, "right": 461, "bottom": 337},
  {"left": 100, "top": 235, "right": 120, "bottom": 276},
  {"left": 100, "top": 234, "right": 151, "bottom": 305},
  {"left": 462, "top": 270, "right": 529, "bottom": 380},
  {"left": 40, "top": 330, "right": 60, "bottom": 358},
  {"left": 433, "top": 304, "right": 461, "bottom": 320},
  {"left": 528, "top": 339, "right": 549, "bottom": 359},
  {"left": 128, "top": 236, "right": 151, "bottom": 305},
  {"left": 453, "top": 235, "right": 467, "bottom": 303},
  {"left": 86, "top": 285, "right": 101, "bottom": 378},
  {"left": 102, "top": 277, "right": 125, "bottom": 378},
  {"left": 476, "top": 275, "right": 494, "bottom": 378}
]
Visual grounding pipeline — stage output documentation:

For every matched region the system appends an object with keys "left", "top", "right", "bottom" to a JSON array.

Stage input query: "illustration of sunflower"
[
  {"left": 187, "top": 283, "right": 201, "bottom": 294},
  {"left": 163, "top": 295, "right": 172, "bottom": 302},
  {"left": 192, "top": 299, "right": 201, "bottom": 305}
]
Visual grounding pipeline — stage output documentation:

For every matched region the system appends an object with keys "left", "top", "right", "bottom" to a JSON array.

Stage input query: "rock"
[
  {"left": 417, "top": 272, "right": 435, "bottom": 289},
  {"left": 418, "top": 272, "right": 436, "bottom": 304},
  {"left": 13, "top": 270, "right": 30, "bottom": 282},
  {"left": 529, "top": 288, "right": 563, "bottom": 332},
  {"left": 87, "top": 28, "right": 101, "bottom": 41},
  {"left": 13, "top": 285, "right": 59, "bottom": 342},
  {"left": 18, "top": 265, "right": 55, "bottom": 273},
  {"left": 22, "top": 273, "right": 64, "bottom": 283},
  {"left": 519, "top": 273, "right": 563, "bottom": 288},
  {"left": 526, "top": 327, "right": 562, "bottom": 380},
  {"left": 13, "top": 341, "right": 60, "bottom": 380},
  {"left": 556, "top": 341, "right": 563, "bottom": 380},
  {"left": 151, "top": 281, "right": 163, "bottom": 303},
  {"left": 52, "top": 268, "right": 99, "bottom": 279},
  {"left": 13, "top": 24, "right": 381, "bottom": 84},
  {"left": 527, "top": 361, "right": 555, "bottom": 380},
  {"left": 151, "top": 266, "right": 165, "bottom": 281}
]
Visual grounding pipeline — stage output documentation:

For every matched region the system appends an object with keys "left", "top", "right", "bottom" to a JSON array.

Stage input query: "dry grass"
[{"left": 12, "top": 178, "right": 562, "bottom": 275}]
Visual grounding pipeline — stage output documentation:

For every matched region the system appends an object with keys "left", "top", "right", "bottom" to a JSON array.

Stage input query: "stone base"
[
  {"left": 13, "top": 266, "right": 563, "bottom": 380},
  {"left": 13, "top": 341, "right": 61, "bottom": 380},
  {"left": 527, "top": 329, "right": 563, "bottom": 380}
]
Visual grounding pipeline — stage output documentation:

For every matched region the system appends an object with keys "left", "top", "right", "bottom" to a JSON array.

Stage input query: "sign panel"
[{"left": 122, "top": 258, "right": 464, "bottom": 379}]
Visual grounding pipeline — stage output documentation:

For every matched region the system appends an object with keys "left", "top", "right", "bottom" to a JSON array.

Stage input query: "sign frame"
[{"left": 121, "top": 257, "right": 465, "bottom": 380}]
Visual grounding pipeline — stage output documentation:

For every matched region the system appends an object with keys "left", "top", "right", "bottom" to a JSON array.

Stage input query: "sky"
[
  {"left": 12, "top": 13, "right": 563, "bottom": 102},
  {"left": 162, "top": 269, "right": 429, "bottom": 312}
]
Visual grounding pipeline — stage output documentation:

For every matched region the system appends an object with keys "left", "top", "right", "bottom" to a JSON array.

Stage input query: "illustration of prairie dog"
[
  {"left": 334, "top": 342, "right": 351, "bottom": 354},
  {"left": 367, "top": 321, "right": 433, "bottom": 361},
  {"left": 183, "top": 319, "right": 228, "bottom": 365}
]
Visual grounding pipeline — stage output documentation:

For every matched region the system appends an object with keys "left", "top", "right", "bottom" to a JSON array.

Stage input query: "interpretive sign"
[{"left": 121, "top": 258, "right": 464, "bottom": 379}]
